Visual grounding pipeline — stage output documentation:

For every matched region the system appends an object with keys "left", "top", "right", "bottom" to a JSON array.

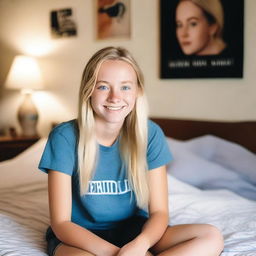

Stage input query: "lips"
[{"left": 181, "top": 41, "right": 191, "bottom": 46}]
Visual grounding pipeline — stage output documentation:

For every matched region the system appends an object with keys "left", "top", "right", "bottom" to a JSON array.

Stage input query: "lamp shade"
[{"left": 5, "top": 55, "right": 43, "bottom": 90}]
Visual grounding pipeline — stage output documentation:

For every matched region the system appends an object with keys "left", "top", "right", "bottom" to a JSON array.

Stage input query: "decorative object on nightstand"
[{"left": 5, "top": 55, "right": 44, "bottom": 137}]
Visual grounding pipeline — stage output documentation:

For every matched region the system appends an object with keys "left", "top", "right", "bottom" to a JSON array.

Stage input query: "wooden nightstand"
[{"left": 0, "top": 136, "right": 40, "bottom": 162}]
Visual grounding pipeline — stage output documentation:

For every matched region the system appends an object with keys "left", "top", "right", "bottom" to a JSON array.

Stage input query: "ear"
[{"left": 209, "top": 23, "right": 219, "bottom": 37}]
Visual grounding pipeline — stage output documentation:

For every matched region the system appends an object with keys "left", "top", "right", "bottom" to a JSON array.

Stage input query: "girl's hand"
[{"left": 117, "top": 236, "right": 150, "bottom": 256}]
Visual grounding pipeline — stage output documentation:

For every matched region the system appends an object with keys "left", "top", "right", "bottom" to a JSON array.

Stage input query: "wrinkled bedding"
[
  {"left": 167, "top": 135, "right": 256, "bottom": 200},
  {"left": 0, "top": 136, "right": 256, "bottom": 256},
  {"left": 0, "top": 182, "right": 49, "bottom": 256},
  {"left": 168, "top": 176, "right": 256, "bottom": 256}
]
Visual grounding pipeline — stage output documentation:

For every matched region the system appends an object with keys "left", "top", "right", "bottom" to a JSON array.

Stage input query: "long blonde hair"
[{"left": 77, "top": 47, "right": 149, "bottom": 207}]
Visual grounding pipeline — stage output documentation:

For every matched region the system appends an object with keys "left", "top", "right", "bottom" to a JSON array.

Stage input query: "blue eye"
[
  {"left": 121, "top": 85, "right": 131, "bottom": 90},
  {"left": 97, "top": 85, "right": 109, "bottom": 90}
]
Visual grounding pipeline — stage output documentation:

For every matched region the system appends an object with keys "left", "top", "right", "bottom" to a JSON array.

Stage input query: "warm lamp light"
[{"left": 5, "top": 55, "right": 44, "bottom": 137}]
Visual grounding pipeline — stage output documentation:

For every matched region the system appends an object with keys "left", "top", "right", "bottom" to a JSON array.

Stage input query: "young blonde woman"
[
  {"left": 39, "top": 46, "right": 224, "bottom": 256},
  {"left": 176, "top": 0, "right": 227, "bottom": 55}
]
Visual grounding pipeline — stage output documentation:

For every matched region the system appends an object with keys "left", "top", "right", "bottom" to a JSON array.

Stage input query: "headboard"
[{"left": 151, "top": 118, "right": 256, "bottom": 153}]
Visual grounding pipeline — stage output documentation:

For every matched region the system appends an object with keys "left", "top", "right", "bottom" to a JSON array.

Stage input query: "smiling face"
[
  {"left": 176, "top": 1, "right": 217, "bottom": 55},
  {"left": 90, "top": 60, "right": 139, "bottom": 128}
]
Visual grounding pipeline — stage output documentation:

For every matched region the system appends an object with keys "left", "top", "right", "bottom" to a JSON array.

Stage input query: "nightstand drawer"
[{"left": 0, "top": 136, "right": 40, "bottom": 161}]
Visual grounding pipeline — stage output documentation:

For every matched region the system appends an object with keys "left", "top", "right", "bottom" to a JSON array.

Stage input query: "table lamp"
[{"left": 5, "top": 55, "right": 43, "bottom": 137}]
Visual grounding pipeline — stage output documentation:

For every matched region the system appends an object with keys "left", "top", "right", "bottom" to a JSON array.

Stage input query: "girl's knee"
[{"left": 202, "top": 224, "right": 224, "bottom": 252}]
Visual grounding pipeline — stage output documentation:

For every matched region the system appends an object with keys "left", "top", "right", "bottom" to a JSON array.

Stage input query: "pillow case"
[
  {"left": 167, "top": 136, "right": 256, "bottom": 200},
  {"left": 0, "top": 138, "right": 47, "bottom": 189}
]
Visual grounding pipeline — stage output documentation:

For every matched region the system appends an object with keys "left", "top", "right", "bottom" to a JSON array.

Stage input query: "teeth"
[{"left": 105, "top": 106, "right": 123, "bottom": 110}]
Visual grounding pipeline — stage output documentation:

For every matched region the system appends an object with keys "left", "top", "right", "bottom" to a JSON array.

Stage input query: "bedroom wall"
[{"left": 0, "top": 0, "right": 255, "bottom": 136}]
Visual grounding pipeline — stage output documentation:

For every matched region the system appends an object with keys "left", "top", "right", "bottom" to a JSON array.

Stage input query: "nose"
[
  {"left": 179, "top": 25, "right": 188, "bottom": 38},
  {"left": 107, "top": 88, "right": 121, "bottom": 103}
]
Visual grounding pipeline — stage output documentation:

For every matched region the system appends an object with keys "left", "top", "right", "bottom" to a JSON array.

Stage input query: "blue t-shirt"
[{"left": 39, "top": 119, "right": 172, "bottom": 230}]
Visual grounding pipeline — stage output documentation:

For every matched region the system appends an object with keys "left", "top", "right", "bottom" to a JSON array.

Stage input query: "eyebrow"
[
  {"left": 96, "top": 80, "right": 134, "bottom": 84},
  {"left": 187, "top": 17, "right": 200, "bottom": 21},
  {"left": 176, "top": 17, "right": 200, "bottom": 22},
  {"left": 96, "top": 80, "right": 110, "bottom": 84},
  {"left": 121, "top": 80, "right": 134, "bottom": 84}
]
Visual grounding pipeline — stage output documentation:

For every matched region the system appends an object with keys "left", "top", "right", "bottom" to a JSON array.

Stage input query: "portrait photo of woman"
[
  {"left": 175, "top": 0, "right": 227, "bottom": 56},
  {"left": 160, "top": 0, "right": 244, "bottom": 79}
]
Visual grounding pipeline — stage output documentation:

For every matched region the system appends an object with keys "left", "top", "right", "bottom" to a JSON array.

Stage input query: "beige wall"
[{"left": 0, "top": 0, "right": 255, "bottom": 136}]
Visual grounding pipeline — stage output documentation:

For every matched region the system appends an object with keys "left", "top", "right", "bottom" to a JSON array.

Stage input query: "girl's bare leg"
[
  {"left": 54, "top": 244, "right": 95, "bottom": 256},
  {"left": 55, "top": 243, "right": 152, "bottom": 256},
  {"left": 151, "top": 224, "right": 224, "bottom": 256}
]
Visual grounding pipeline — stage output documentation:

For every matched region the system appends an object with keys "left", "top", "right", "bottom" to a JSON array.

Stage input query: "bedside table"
[{"left": 0, "top": 136, "right": 40, "bottom": 162}]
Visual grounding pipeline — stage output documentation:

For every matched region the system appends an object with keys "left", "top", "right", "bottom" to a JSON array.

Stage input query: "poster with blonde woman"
[{"left": 160, "top": 0, "right": 244, "bottom": 78}]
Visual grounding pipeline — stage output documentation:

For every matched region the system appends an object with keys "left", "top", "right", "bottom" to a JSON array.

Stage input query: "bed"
[{"left": 0, "top": 118, "right": 256, "bottom": 256}]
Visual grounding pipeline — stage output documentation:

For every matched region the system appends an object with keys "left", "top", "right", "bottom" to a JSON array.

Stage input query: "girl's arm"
[
  {"left": 117, "top": 165, "right": 169, "bottom": 255},
  {"left": 140, "top": 165, "right": 170, "bottom": 244},
  {"left": 48, "top": 170, "right": 120, "bottom": 256}
]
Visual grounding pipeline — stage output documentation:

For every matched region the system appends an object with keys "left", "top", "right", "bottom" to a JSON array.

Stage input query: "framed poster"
[
  {"left": 96, "top": 0, "right": 131, "bottom": 40},
  {"left": 160, "top": 0, "right": 244, "bottom": 79},
  {"left": 50, "top": 8, "right": 77, "bottom": 38}
]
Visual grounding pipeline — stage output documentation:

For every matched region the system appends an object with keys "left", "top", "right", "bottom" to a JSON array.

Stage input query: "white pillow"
[
  {"left": 0, "top": 138, "right": 47, "bottom": 188},
  {"left": 179, "top": 135, "right": 256, "bottom": 183},
  {"left": 167, "top": 136, "right": 256, "bottom": 200}
]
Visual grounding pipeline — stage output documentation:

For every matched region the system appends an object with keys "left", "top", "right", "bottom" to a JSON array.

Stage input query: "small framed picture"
[
  {"left": 160, "top": 0, "right": 244, "bottom": 79},
  {"left": 50, "top": 8, "right": 77, "bottom": 38},
  {"left": 96, "top": 0, "right": 131, "bottom": 40}
]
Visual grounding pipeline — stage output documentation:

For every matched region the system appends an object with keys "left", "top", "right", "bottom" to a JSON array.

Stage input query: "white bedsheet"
[
  {"left": 1, "top": 178, "right": 256, "bottom": 256},
  {"left": 0, "top": 137, "right": 256, "bottom": 256},
  {"left": 0, "top": 182, "right": 49, "bottom": 256},
  {"left": 168, "top": 176, "right": 256, "bottom": 256}
]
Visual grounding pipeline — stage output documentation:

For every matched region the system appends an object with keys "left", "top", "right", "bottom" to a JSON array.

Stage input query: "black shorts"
[{"left": 46, "top": 215, "right": 148, "bottom": 256}]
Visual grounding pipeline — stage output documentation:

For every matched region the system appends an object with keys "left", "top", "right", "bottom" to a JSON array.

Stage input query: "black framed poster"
[{"left": 160, "top": 0, "right": 244, "bottom": 79}]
